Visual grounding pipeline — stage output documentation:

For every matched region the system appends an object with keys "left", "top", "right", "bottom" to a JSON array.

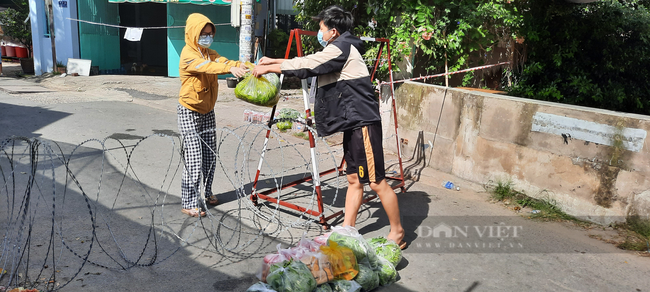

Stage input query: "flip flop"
[
  {"left": 181, "top": 208, "right": 206, "bottom": 217},
  {"left": 388, "top": 238, "right": 408, "bottom": 250},
  {"left": 206, "top": 195, "right": 219, "bottom": 206}
]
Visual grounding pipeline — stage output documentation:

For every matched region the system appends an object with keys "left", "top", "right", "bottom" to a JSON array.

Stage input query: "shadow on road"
[
  {"left": 0, "top": 101, "right": 70, "bottom": 138},
  {"left": 0, "top": 137, "right": 286, "bottom": 291}
]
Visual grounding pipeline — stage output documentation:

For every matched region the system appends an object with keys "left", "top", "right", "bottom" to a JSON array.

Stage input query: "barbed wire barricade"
[
  {"left": 378, "top": 62, "right": 511, "bottom": 87},
  {"left": 0, "top": 120, "right": 345, "bottom": 291}
]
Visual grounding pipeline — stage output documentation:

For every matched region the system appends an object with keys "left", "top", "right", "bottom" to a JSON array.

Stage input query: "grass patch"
[
  {"left": 492, "top": 180, "right": 515, "bottom": 201},
  {"left": 488, "top": 180, "right": 650, "bottom": 252},
  {"left": 487, "top": 179, "right": 577, "bottom": 222},
  {"left": 628, "top": 215, "right": 650, "bottom": 238},
  {"left": 616, "top": 215, "right": 650, "bottom": 252},
  {"left": 292, "top": 132, "right": 309, "bottom": 140},
  {"left": 617, "top": 235, "right": 649, "bottom": 251}
]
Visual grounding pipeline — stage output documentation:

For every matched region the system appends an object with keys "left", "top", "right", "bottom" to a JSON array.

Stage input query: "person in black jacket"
[{"left": 253, "top": 5, "right": 405, "bottom": 248}]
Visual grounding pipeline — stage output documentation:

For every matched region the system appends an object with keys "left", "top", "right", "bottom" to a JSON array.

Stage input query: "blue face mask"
[
  {"left": 198, "top": 35, "right": 213, "bottom": 48},
  {"left": 317, "top": 29, "right": 333, "bottom": 47}
]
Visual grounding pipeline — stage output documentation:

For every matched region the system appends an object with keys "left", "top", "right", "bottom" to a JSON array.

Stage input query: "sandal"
[
  {"left": 181, "top": 208, "right": 206, "bottom": 217},
  {"left": 397, "top": 240, "right": 407, "bottom": 250},
  {"left": 389, "top": 238, "right": 408, "bottom": 250},
  {"left": 206, "top": 195, "right": 219, "bottom": 206}
]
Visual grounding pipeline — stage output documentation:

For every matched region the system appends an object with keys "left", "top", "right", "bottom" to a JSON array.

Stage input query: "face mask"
[
  {"left": 198, "top": 35, "right": 213, "bottom": 48},
  {"left": 317, "top": 29, "right": 333, "bottom": 47}
]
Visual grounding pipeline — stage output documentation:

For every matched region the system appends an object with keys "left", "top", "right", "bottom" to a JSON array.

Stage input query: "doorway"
[{"left": 118, "top": 3, "right": 168, "bottom": 76}]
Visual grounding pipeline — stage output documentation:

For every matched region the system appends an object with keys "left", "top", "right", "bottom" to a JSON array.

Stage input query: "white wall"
[
  {"left": 383, "top": 82, "right": 650, "bottom": 225},
  {"left": 30, "top": 0, "right": 79, "bottom": 75}
]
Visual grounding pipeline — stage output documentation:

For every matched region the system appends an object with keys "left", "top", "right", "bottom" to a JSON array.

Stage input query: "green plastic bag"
[
  {"left": 247, "top": 282, "right": 277, "bottom": 292},
  {"left": 373, "top": 256, "right": 397, "bottom": 286},
  {"left": 328, "top": 228, "right": 379, "bottom": 268},
  {"left": 275, "top": 108, "right": 301, "bottom": 130},
  {"left": 312, "top": 284, "right": 333, "bottom": 292},
  {"left": 368, "top": 237, "right": 403, "bottom": 267},
  {"left": 266, "top": 259, "right": 317, "bottom": 292},
  {"left": 328, "top": 280, "right": 362, "bottom": 292},
  {"left": 353, "top": 264, "right": 379, "bottom": 291},
  {"left": 235, "top": 72, "right": 281, "bottom": 107}
]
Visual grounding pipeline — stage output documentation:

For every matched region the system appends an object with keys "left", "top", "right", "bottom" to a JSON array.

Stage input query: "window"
[{"left": 43, "top": 1, "right": 51, "bottom": 37}]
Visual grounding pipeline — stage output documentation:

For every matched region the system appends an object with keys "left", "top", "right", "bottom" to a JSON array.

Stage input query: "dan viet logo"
[{"left": 414, "top": 222, "right": 525, "bottom": 250}]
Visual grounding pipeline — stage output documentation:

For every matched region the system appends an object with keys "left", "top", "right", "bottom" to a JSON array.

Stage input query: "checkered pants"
[{"left": 177, "top": 104, "right": 217, "bottom": 209}]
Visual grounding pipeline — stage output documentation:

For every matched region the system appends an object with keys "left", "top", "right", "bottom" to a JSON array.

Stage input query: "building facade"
[{"left": 29, "top": 0, "right": 275, "bottom": 77}]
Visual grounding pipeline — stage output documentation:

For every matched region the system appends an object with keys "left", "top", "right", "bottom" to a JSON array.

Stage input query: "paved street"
[{"left": 0, "top": 75, "right": 649, "bottom": 292}]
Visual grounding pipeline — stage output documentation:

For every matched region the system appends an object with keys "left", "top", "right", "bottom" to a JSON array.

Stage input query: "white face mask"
[{"left": 198, "top": 35, "right": 213, "bottom": 48}]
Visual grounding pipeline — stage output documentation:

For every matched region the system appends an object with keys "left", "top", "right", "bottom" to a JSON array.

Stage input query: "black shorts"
[{"left": 343, "top": 122, "right": 386, "bottom": 184}]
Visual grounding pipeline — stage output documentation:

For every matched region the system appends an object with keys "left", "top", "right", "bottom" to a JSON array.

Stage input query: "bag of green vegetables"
[{"left": 235, "top": 72, "right": 281, "bottom": 107}]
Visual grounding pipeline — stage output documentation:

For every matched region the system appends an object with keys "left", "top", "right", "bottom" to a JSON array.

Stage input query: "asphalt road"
[{"left": 0, "top": 83, "right": 649, "bottom": 292}]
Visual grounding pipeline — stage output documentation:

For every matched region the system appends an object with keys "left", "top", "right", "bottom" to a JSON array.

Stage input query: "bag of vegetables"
[
  {"left": 275, "top": 108, "right": 301, "bottom": 131},
  {"left": 300, "top": 251, "right": 336, "bottom": 284},
  {"left": 327, "top": 226, "right": 379, "bottom": 268},
  {"left": 257, "top": 244, "right": 295, "bottom": 282},
  {"left": 373, "top": 256, "right": 397, "bottom": 286},
  {"left": 328, "top": 280, "right": 362, "bottom": 292},
  {"left": 313, "top": 284, "right": 333, "bottom": 292},
  {"left": 320, "top": 241, "right": 359, "bottom": 281},
  {"left": 235, "top": 72, "right": 281, "bottom": 107},
  {"left": 368, "top": 236, "right": 403, "bottom": 267},
  {"left": 247, "top": 282, "right": 277, "bottom": 292},
  {"left": 314, "top": 232, "right": 331, "bottom": 245},
  {"left": 266, "top": 259, "right": 318, "bottom": 292},
  {"left": 353, "top": 263, "right": 379, "bottom": 291}
]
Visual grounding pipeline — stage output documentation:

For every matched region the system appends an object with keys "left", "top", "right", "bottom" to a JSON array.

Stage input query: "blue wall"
[{"left": 166, "top": 4, "right": 239, "bottom": 78}]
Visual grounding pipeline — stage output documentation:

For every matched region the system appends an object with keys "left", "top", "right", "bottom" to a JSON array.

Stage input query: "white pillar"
[{"left": 239, "top": 0, "right": 253, "bottom": 62}]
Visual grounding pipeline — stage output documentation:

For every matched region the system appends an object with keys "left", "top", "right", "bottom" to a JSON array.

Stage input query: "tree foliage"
[
  {"left": 295, "top": 0, "right": 521, "bottom": 82},
  {"left": 294, "top": 0, "right": 650, "bottom": 114},
  {"left": 508, "top": 0, "right": 650, "bottom": 115},
  {"left": 0, "top": 0, "right": 32, "bottom": 58}
]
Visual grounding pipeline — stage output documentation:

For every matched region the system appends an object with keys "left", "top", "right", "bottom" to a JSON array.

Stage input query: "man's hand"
[
  {"left": 239, "top": 63, "right": 250, "bottom": 70},
  {"left": 230, "top": 66, "right": 248, "bottom": 78},
  {"left": 258, "top": 57, "right": 275, "bottom": 65},
  {"left": 252, "top": 65, "right": 269, "bottom": 77}
]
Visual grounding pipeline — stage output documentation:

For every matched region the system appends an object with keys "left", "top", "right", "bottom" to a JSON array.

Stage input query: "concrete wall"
[
  {"left": 382, "top": 82, "right": 650, "bottom": 225},
  {"left": 30, "top": 0, "right": 80, "bottom": 75}
]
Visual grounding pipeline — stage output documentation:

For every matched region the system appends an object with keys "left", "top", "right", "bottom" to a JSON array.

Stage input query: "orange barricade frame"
[{"left": 249, "top": 29, "right": 405, "bottom": 229}]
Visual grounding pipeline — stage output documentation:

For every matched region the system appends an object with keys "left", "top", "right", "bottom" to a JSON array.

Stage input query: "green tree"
[
  {"left": 294, "top": 0, "right": 521, "bottom": 83},
  {"left": 0, "top": 0, "right": 32, "bottom": 58},
  {"left": 508, "top": 0, "right": 650, "bottom": 115}
]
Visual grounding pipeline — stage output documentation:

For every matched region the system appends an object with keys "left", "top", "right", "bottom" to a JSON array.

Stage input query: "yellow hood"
[{"left": 184, "top": 13, "right": 214, "bottom": 54}]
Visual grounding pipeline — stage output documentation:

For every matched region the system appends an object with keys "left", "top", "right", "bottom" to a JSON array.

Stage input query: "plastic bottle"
[
  {"left": 243, "top": 109, "right": 251, "bottom": 122},
  {"left": 442, "top": 181, "right": 455, "bottom": 190}
]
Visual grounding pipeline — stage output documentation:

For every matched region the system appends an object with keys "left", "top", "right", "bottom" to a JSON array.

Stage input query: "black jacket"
[{"left": 281, "top": 32, "right": 381, "bottom": 137}]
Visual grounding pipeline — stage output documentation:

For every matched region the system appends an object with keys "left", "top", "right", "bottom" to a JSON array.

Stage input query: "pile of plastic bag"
[
  {"left": 235, "top": 62, "right": 282, "bottom": 107},
  {"left": 248, "top": 226, "right": 403, "bottom": 292}
]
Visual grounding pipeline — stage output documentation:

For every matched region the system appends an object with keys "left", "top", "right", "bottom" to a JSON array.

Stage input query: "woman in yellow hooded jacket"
[{"left": 177, "top": 13, "right": 248, "bottom": 217}]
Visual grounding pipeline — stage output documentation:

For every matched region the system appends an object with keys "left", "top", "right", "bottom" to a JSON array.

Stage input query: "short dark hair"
[{"left": 312, "top": 5, "right": 354, "bottom": 34}]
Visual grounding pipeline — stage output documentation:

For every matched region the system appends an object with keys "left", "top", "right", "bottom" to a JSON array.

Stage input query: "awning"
[
  {"left": 108, "top": 0, "right": 231, "bottom": 5},
  {"left": 277, "top": 0, "right": 298, "bottom": 15}
]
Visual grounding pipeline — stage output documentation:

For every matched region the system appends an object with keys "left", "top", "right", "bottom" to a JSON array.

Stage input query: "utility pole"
[
  {"left": 239, "top": 0, "right": 253, "bottom": 62},
  {"left": 46, "top": 0, "right": 56, "bottom": 73}
]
